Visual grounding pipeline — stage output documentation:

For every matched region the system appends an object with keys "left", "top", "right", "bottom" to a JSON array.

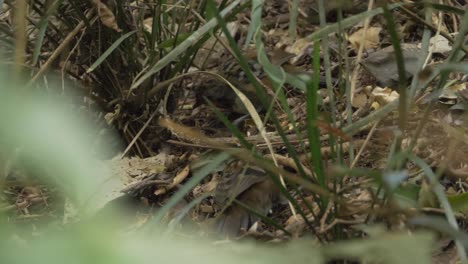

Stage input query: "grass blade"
[
  {"left": 86, "top": 30, "right": 137, "bottom": 73},
  {"left": 131, "top": 0, "right": 242, "bottom": 90}
]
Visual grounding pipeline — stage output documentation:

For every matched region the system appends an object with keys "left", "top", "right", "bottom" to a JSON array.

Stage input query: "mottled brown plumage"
[
  {"left": 195, "top": 47, "right": 296, "bottom": 114},
  {"left": 214, "top": 160, "right": 281, "bottom": 237}
]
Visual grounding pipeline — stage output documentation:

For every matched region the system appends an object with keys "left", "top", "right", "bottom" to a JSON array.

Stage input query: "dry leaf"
[
  {"left": 348, "top": 27, "right": 381, "bottom": 52},
  {"left": 192, "top": 175, "right": 219, "bottom": 197},
  {"left": 284, "top": 37, "right": 313, "bottom": 64},
  {"left": 439, "top": 83, "right": 466, "bottom": 105},
  {"left": 351, "top": 93, "right": 368, "bottom": 108},
  {"left": 372, "top": 86, "right": 399, "bottom": 106},
  {"left": 91, "top": 0, "right": 122, "bottom": 32},
  {"left": 155, "top": 165, "right": 190, "bottom": 196},
  {"left": 428, "top": 35, "right": 452, "bottom": 55},
  {"left": 143, "top": 17, "right": 153, "bottom": 32}
]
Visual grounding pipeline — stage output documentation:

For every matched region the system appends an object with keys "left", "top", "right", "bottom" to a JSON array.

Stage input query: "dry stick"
[
  {"left": 421, "top": 1, "right": 444, "bottom": 70},
  {"left": 349, "top": 0, "right": 375, "bottom": 102},
  {"left": 420, "top": 207, "right": 465, "bottom": 219},
  {"left": 342, "top": 0, "right": 375, "bottom": 172},
  {"left": 264, "top": 153, "right": 313, "bottom": 178},
  {"left": 167, "top": 139, "right": 363, "bottom": 160},
  {"left": 165, "top": 135, "right": 326, "bottom": 149},
  {"left": 121, "top": 108, "right": 159, "bottom": 158},
  {"left": 123, "top": 121, "right": 154, "bottom": 157},
  {"left": 449, "top": 0, "right": 458, "bottom": 33},
  {"left": 166, "top": 140, "right": 225, "bottom": 149},
  {"left": 350, "top": 121, "right": 380, "bottom": 169},
  {"left": 123, "top": 126, "right": 144, "bottom": 157},
  {"left": 319, "top": 218, "right": 365, "bottom": 234},
  {"left": 154, "top": 165, "right": 190, "bottom": 196},
  {"left": 60, "top": 19, "right": 95, "bottom": 93},
  {"left": 29, "top": 10, "right": 96, "bottom": 85},
  {"left": 319, "top": 199, "right": 334, "bottom": 233},
  {"left": 299, "top": 140, "right": 365, "bottom": 164},
  {"left": 14, "top": 0, "right": 27, "bottom": 79}
]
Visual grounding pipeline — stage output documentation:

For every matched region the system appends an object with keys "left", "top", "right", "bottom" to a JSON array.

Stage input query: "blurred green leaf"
[
  {"left": 382, "top": 171, "right": 408, "bottom": 191},
  {"left": 448, "top": 192, "right": 468, "bottom": 213},
  {"left": 0, "top": 73, "right": 118, "bottom": 216},
  {"left": 323, "top": 231, "right": 433, "bottom": 264}
]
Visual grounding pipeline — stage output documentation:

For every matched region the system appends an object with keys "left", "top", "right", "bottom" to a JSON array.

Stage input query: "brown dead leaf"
[
  {"left": 439, "top": 83, "right": 466, "bottom": 105},
  {"left": 192, "top": 174, "right": 219, "bottom": 197},
  {"left": 283, "top": 37, "right": 313, "bottom": 64},
  {"left": 91, "top": 0, "right": 122, "bottom": 32},
  {"left": 372, "top": 86, "right": 400, "bottom": 106},
  {"left": 143, "top": 17, "right": 153, "bottom": 32},
  {"left": 281, "top": 213, "right": 315, "bottom": 238},
  {"left": 155, "top": 165, "right": 190, "bottom": 196},
  {"left": 348, "top": 27, "right": 381, "bottom": 52},
  {"left": 351, "top": 93, "right": 368, "bottom": 109}
]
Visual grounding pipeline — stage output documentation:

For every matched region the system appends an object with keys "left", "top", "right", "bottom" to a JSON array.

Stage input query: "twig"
[
  {"left": 29, "top": 9, "right": 96, "bottom": 84},
  {"left": 399, "top": 5, "right": 468, "bottom": 55}
]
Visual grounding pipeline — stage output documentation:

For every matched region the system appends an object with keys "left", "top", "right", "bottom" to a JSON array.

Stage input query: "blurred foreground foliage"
[{"left": 0, "top": 220, "right": 433, "bottom": 264}]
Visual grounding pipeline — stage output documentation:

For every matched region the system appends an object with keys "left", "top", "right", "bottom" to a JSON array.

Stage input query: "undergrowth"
[{"left": 1, "top": 0, "right": 468, "bottom": 263}]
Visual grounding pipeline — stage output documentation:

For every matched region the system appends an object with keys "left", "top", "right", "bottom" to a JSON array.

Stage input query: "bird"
[
  {"left": 213, "top": 159, "right": 281, "bottom": 237},
  {"left": 195, "top": 47, "right": 295, "bottom": 115},
  {"left": 195, "top": 46, "right": 333, "bottom": 116}
]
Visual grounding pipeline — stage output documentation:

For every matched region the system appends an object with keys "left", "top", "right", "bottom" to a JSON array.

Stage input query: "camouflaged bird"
[
  {"left": 213, "top": 159, "right": 281, "bottom": 237},
  {"left": 195, "top": 48, "right": 295, "bottom": 114}
]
